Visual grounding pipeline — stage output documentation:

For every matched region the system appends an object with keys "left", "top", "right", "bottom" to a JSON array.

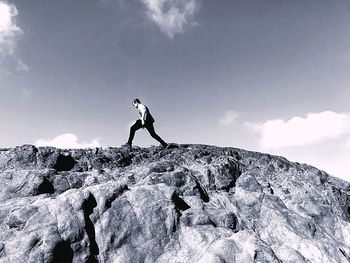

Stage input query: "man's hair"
[{"left": 133, "top": 98, "right": 141, "bottom": 104}]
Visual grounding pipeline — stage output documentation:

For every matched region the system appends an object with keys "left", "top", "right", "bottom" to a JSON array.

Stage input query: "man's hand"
[{"left": 140, "top": 118, "right": 145, "bottom": 127}]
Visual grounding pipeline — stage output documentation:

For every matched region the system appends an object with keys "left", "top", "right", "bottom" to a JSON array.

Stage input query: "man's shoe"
[
  {"left": 122, "top": 142, "right": 132, "bottom": 148},
  {"left": 162, "top": 143, "right": 178, "bottom": 150}
]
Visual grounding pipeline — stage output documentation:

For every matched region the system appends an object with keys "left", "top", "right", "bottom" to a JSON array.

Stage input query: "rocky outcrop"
[{"left": 0, "top": 144, "right": 349, "bottom": 262}]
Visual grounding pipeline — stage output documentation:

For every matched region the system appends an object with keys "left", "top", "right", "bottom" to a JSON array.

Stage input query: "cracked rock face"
[{"left": 0, "top": 144, "right": 349, "bottom": 262}]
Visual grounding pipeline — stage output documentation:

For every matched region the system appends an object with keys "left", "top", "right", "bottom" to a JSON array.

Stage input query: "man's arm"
[{"left": 139, "top": 104, "right": 147, "bottom": 126}]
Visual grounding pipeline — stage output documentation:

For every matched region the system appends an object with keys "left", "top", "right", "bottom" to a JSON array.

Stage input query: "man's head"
[{"left": 132, "top": 98, "right": 141, "bottom": 108}]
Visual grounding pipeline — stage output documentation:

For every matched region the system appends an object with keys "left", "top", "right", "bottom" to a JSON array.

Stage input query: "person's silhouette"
[{"left": 124, "top": 99, "right": 167, "bottom": 148}]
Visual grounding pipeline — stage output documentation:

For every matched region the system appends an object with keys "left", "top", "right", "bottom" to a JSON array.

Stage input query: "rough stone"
[{"left": 0, "top": 144, "right": 349, "bottom": 262}]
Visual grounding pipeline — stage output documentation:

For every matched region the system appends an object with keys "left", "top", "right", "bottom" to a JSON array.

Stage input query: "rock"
[{"left": 0, "top": 144, "right": 349, "bottom": 262}]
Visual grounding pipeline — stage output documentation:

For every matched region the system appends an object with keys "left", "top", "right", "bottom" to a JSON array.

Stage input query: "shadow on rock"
[
  {"left": 52, "top": 240, "right": 73, "bottom": 263},
  {"left": 171, "top": 192, "right": 191, "bottom": 211},
  {"left": 82, "top": 193, "right": 99, "bottom": 262},
  {"left": 53, "top": 155, "right": 77, "bottom": 172}
]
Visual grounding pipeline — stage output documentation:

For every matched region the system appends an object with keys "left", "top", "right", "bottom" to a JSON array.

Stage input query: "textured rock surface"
[{"left": 0, "top": 144, "right": 349, "bottom": 262}]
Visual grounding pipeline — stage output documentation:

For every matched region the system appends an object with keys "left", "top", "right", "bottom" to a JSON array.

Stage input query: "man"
[{"left": 124, "top": 99, "right": 167, "bottom": 148}]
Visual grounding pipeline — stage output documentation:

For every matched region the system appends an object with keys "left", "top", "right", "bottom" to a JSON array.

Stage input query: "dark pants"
[{"left": 128, "top": 120, "right": 167, "bottom": 146}]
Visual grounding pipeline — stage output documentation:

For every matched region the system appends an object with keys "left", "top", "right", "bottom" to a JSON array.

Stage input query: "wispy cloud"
[
  {"left": 219, "top": 111, "right": 239, "bottom": 126},
  {"left": 0, "top": 1, "right": 28, "bottom": 71},
  {"left": 16, "top": 58, "right": 29, "bottom": 72},
  {"left": 141, "top": 0, "right": 199, "bottom": 38},
  {"left": 0, "top": 1, "right": 21, "bottom": 54},
  {"left": 245, "top": 111, "right": 350, "bottom": 149},
  {"left": 34, "top": 133, "right": 101, "bottom": 149}
]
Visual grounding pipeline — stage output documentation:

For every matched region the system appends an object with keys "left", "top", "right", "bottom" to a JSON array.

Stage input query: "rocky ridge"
[{"left": 0, "top": 144, "right": 349, "bottom": 262}]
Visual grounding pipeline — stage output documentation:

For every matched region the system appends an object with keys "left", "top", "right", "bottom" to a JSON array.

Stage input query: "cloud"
[
  {"left": 0, "top": 1, "right": 21, "bottom": 54},
  {"left": 34, "top": 133, "right": 101, "bottom": 149},
  {"left": 16, "top": 58, "right": 29, "bottom": 72},
  {"left": 219, "top": 111, "right": 239, "bottom": 126},
  {"left": 141, "top": 0, "right": 198, "bottom": 38},
  {"left": 246, "top": 111, "right": 350, "bottom": 149},
  {"left": 0, "top": 1, "right": 21, "bottom": 51},
  {"left": 0, "top": 1, "right": 28, "bottom": 71}
]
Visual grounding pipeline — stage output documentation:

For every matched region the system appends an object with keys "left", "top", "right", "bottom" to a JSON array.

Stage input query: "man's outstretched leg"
[
  {"left": 145, "top": 123, "right": 167, "bottom": 147},
  {"left": 126, "top": 120, "right": 143, "bottom": 146}
]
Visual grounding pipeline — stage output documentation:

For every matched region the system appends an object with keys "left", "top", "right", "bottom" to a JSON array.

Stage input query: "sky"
[{"left": 0, "top": 0, "right": 350, "bottom": 181}]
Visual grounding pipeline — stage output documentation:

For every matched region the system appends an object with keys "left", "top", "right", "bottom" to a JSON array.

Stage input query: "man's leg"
[
  {"left": 145, "top": 123, "right": 167, "bottom": 146},
  {"left": 127, "top": 120, "right": 143, "bottom": 145}
]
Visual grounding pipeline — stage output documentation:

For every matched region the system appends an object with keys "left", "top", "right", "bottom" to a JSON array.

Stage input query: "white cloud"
[
  {"left": 0, "top": 1, "right": 21, "bottom": 55},
  {"left": 16, "top": 58, "right": 28, "bottom": 72},
  {"left": 142, "top": 0, "right": 198, "bottom": 38},
  {"left": 34, "top": 133, "right": 101, "bottom": 149},
  {"left": 219, "top": 111, "right": 239, "bottom": 126},
  {"left": 0, "top": 1, "right": 27, "bottom": 72},
  {"left": 246, "top": 111, "right": 350, "bottom": 149}
]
